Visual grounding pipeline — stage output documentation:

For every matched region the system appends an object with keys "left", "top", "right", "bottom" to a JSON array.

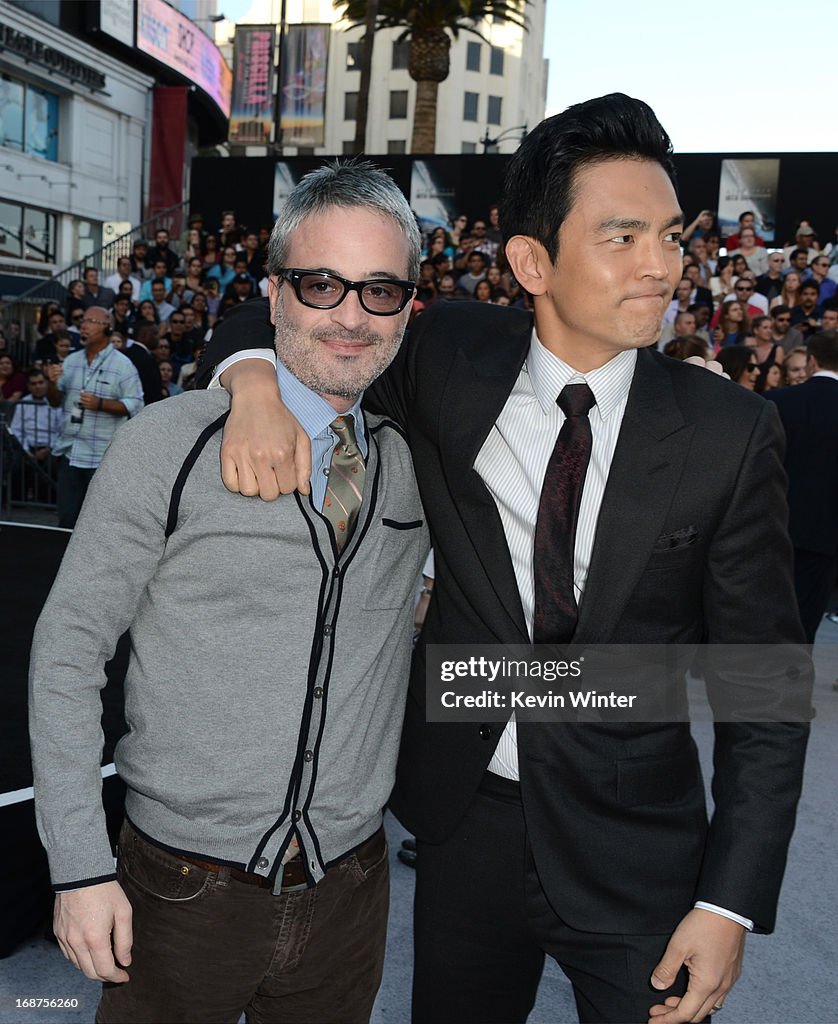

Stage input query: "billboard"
[
  {"left": 136, "top": 0, "right": 232, "bottom": 119},
  {"left": 230, "top": 25, "right": 275, "bottom": 145},
  {"left": 718, "top": 159, "right": 780, "bottom": 243},
  {"left": 279, "top": 24, "right": 329, "bottom": 148}
]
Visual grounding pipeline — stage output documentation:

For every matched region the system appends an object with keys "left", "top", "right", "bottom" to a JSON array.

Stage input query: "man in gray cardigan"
[{"left": 29, "top": 162, "right": 428, "bottom": 1024}]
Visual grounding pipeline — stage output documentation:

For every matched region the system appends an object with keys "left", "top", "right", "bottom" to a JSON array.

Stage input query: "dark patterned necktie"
[
  {"left": 532, "top": 383, "right": 596, "bottom": 644},
  {"left": 323, "top": 416, "right": 366, "bottom": 552}
]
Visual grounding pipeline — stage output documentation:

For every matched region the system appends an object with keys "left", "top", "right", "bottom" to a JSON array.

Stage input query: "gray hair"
[{"left": 266, "top": 159, "right": 421, "bottom": 280}]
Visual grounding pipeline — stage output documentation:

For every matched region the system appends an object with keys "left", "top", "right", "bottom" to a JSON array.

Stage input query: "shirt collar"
[
  {"left": 527, "top": 328, "right": 637, "bottom": 421},
  {"left": 276, "top": 357, "right": 367, "bottom": 455},
  {"left": 812, "top": 370, "right": 838, "bottom": 383}
]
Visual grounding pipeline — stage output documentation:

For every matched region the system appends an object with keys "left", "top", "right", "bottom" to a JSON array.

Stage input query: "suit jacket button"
[{"left": 479, "top": 724, "right": 493, "bottom": 740}]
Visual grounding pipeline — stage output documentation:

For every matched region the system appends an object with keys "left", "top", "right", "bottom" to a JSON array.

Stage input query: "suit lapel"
[
  {"left": 439, "top": 318, "right": 531, "bottom": 641},
  {"left": 575, "top": 350, "right": 695, "bottom": 643}
]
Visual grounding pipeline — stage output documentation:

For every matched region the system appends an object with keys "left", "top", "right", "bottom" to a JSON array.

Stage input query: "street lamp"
[{"left": 480, "top": 124, "right": 527, "bottom": 154}]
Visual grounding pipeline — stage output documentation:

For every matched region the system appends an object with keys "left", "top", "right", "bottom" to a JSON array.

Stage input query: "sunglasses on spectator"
[
  {"left": 746, "top": 364, "right": 760, "bottom": 372},
  {"left": 170, "top": 318, "right": 185, "bottom": 324},
  {"left": 735, "top": 284, "right": 754, "bottom": 291}
]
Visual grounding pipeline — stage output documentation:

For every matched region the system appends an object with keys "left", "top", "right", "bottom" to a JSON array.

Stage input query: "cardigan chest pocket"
[{"left": 361, "top": 517, "right": 429, "bottom": 610}]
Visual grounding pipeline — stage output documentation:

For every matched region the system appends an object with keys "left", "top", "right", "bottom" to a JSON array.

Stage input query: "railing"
[{"left": 1, "top": 201, "right": 191, "bottom": 361}]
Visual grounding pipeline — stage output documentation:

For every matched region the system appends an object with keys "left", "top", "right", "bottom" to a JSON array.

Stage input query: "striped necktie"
[{"left": 323, "top": 415, "right": 366, "bottom": 551}]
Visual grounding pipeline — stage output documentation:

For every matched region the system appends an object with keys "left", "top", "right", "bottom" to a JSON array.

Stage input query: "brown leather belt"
[
  {"left": 179, "top": 851, "right": 308, "bottom": 890},
  {"left": 178, "top": 827, "right": 384, "bottom": 892}
]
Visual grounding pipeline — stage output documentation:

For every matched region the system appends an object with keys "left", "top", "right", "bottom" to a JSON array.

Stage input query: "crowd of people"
[{"left": 1, "top": 200, "right": 837, "bottom": 520}]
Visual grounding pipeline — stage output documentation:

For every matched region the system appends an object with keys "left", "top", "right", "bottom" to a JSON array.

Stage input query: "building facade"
[{"left": 217, "top": 0, "right": 548, "bottom": 157}]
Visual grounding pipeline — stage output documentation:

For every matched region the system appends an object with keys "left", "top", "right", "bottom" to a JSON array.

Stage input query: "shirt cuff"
[
  {"left": 694, "top": 901, "right": 753, "bottom": 931},
  {"left": 208, "top": 349, "right": 277, "bottom": 389}
]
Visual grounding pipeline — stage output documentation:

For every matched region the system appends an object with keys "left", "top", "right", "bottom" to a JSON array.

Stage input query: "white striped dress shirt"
[{"left": 475, "top": 333, "right": 636, "bottom": 780}]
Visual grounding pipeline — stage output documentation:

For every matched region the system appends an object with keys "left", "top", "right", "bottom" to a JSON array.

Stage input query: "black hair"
[
  {"left": 500, "top": 93, "right": 677, "bottom": 263},
  {"left": 807, "top": 331, "right": 838, "bottom": 370},
  {"left": 717, "top": 344, "right": 756, "bottom": 381}
]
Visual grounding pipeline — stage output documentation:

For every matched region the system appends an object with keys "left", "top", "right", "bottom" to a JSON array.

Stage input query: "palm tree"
[{"left": 335, "top": 0, "right": 529, "bottom": 154}]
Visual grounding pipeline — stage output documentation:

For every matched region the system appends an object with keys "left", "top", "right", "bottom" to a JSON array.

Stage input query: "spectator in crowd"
[
  {"left": 682, "top": 264, "right": 715, "bottom": 311},
  {"left": 424, "top": 229, "right": 454, "bottom": 262},
  {"left": 207, "top": 246, "right": 238, "bottom": 293},
  {"left": 663, "top": 278, "right": 693, "bottom": 327},
  {"left": 149, "top": 279, "right": 176, "bottom": 324},
  {"left": 783, "top": 226, "right": 819, "bottom": 265},
  {"left": 474, "top": 279, "right": 493, "bottom": 302},
  {"left": 201, "top": 233, "right": 219, "bottom": 270},
  {"left": 686, "top": 236, "right": 715, "bottom": 283},
  {"left": 104, "top": 256, "right": 142, "bottom": 302},
  {"left": 785, "top": 248, "right": 811, "bottom": 279},
  {"left": 191, "top": 292, "right": 211, "bottom": 329},
  {"left": 136, "top": 300, "right": 159, "bottom": 326},
  {"left": 790, "top": 282, "right": 823, "bottom": 336},
  {"left": 468, "top": 218, "right": 499, "bottom": 263},
  {"left": 38, "top": 331, "right": 74, "bottom": 369},
  {"left": 821, "top": 307, "right": 838, "bottom": 331},
  {"left": 111, "top": 295, "right": 136, "bottom": 336},
  {"left": 167, "top": 273, "right": 190, "bottom": 309},
  {"left": 154, "top": 337, "right": 172, "bottom": 366},
  {"left": 771, "top": 270, "right": 802, "bottom": 311},
  {"left": 115, "top": 280, "right": 137, "bottom": 307},
  {"left": 80, "top": 266, "right": 115, "bottom": 310},
  {"left": 0, "top": 353, "right": 26, "bottom": 403},
  {"left": 35, "top": 310, "right": 72, "bottom": 362},
  {"left": 242, "top": 230, "right": 265, "bottom": 282},
  {"left": 161, "top": 310, "right": 193, "bottom": 369},
  {"left": 158, "top": 358, "right": 182, "bottom": 397},
  {"left": 184, "top": 256, "right": 206, "bottom": 296},
  {"left": 217, "top": 209, "right": 243, "bottom": 249},
  {"left": 146, "top": 228, "right": 179, "bottom": 278},
  {"left": 783, "top": 345, "right": 809, "bottom": 384},
  {"left": 663, "top": 335, "right": 711, "bottom": 361},
  {"left": 436, "top": 273, "right": 456, "bottom": 300},
  {"left": 416, "top": 260, "right": 438, "bottom": 304},
  {"left": 176, "top": 338, "right": 206, "bottom": 390},
  {"left": 221, "top": 272, "right": 257, "bottom": 316},
  {"left": 681, "top": 207, "right": 718, "bottom": 245},
  {"left": 805, "top": 254, "right": 838, "bottom": 305},
  {"left": 45, "top": 308, "right": 143, "bottom": 528},
  {"left": 178, "top": 304, "right": 204, "bottom": 346},
  {"left": 766, "top": 332, "right": 838, "bottom": 645},
  {"left": 486, "top": 203, "right": 502, "bottom": 245},
  {"left": 122, "top": 322, "right": 163, "bottom": 406},
  {"left": 204, "top": 279, "right": 223, "bottom": 322},
  {"left": 725, "top": 210, "right": 765, "bottom": 250},
  {"left": 448, "top": 213, "right": 468, "bottom": 248},
  {"left": 9, "top": 367, "right": 64, "bottom": 465},
  {"left": 717, "top": 344, "right": 761, "bottom": 389},
  {"left": 456, "top": 251, "right": 487, "bottom": 296},
  {"left": 730, "top": 227, "right": 769, "bottom": 276},
  {"left": 731, "top": 271, "right": 769, "bottom": 313},
  {"left": 431, "top": 252, "right": 453, "bottom": 283},
  {"left": 710, "top": 255, "right": 735, "bottom": 305},
  {"left": 750, "top": 315, "right": 784, "bottom": 392},
  {"left": 492, "top": 290, "right": 511, "bottom": 306},
  {"left": 65, "top": 279, "right": 86, "bottom": 321},
  {"left": 762, "top": 363, "right": 784, "bottom": 391},
  {"left": 756, "top": 252, "right": 786, "bottom": 302},
  {"left": 770, "top": 305, "right": 805, "bottom": 353},
  {"left": 130, "top": 239, "right": 150, "bottom": 280},
  {"left": 714, "top": 299, "right": 750, "bottom": 348},
  {"left": 139, "top": 260, "right": 173, "bottom": 301}
]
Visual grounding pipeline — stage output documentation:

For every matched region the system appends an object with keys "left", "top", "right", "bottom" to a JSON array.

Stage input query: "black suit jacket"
[
  {"left": 203, "top": 298, "right": 810, "bottom": 936},
  {"left": 766, "top": 375, "right": 838, "bottom": 555}
]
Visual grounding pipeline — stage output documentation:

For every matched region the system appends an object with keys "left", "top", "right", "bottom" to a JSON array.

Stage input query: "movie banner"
[
  {"left": 279, "top": 24, "right": 329, "bottom": 148},
  {"left": 718, "top": 159, "right": 780, "bottom": 242},
  {"left": 230, "top": 25, "right": 275, "bottom": 145}
]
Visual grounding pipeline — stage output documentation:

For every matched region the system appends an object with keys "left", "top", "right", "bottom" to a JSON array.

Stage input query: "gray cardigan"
[{"left": 29, "top": 389, "right": 428, "bottom": 889}]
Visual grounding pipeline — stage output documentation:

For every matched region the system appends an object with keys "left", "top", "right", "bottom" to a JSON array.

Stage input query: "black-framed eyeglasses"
[
  {"left": 278, "top": 268, "right": 416, "bottom": 316},
  {"left": 736, "top": 284, "right": 753, "bottom": 290}
]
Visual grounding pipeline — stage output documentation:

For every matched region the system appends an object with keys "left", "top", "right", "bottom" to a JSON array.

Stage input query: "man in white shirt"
[{"left": 104, "top": 257, "right": 142, "bottom": 303}]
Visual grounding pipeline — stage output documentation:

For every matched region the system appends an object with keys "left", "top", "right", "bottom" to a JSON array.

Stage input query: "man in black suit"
[
  {"left": 766, "top": 331, "right": 838, "bottom": 644},
  {"left": 201, "top": 96, "right": 810, "bottom": 1024}
]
